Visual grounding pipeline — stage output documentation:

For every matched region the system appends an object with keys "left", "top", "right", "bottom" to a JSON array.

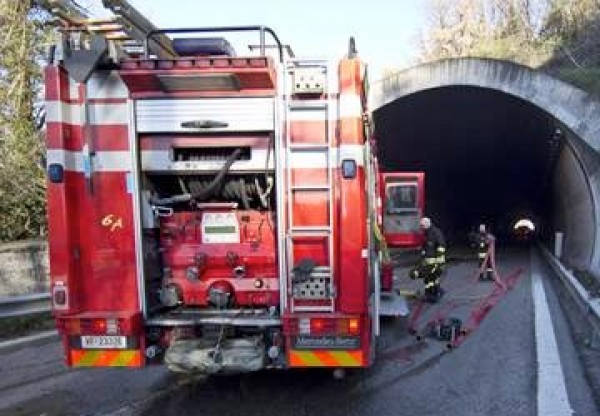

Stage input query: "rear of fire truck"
[{"left": 43, "top": 0, "right": 380, "bottom": 373}]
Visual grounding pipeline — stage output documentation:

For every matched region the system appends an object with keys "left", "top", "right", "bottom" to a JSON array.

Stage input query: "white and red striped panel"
[{"left": 45, "top": 66, "right": 140, "bottom": 314}]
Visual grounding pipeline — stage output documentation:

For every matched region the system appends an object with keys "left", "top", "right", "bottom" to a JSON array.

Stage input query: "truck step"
[{"left": 379, "top": 291, "right": 410, "bottom": 317}]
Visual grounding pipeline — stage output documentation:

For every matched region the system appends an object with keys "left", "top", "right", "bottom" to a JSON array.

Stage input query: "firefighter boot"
[{"left": 424, "top": 277, "right": 441, "bottom": 303}]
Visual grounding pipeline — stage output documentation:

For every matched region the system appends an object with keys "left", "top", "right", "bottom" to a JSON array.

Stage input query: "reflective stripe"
[
  {"left": 289, "top": 145, "right": 365, "bottom": 168},
  {"left": 437, "top": 247, "right": 446, "bottom": 253},
  {"left": 478, "top": 253, "right": 487, "bottom": 259},
  {"left": 47, "top": 149, "right": 132, "bottom": 172},
  {"left": 70, "top": 349, "right": 142, "bottom": 367},
  {"left": 424, "top": 258, "right": 437, "bottom": 265},
  {"left": 339, "top": 94, "right": 363, "bottom": 119},
  {"left": 436, "top": 256, "right": 445, "bottom": 263},
  {"left": 50, "top": 145, "right": 365, "bottom": 173},
  {"left": 289, "top": 350, "right": 363, "bottom": 367},
  {"left": 87, "top": 71, "right": 129, "bottom": 100},
  {"left": 46, "top": 101, "right": 130, "bottom": 125}
]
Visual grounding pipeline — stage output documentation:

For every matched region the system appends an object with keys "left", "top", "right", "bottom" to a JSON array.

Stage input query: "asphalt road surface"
[{"left": 1, "top": 248, "right": 598, "bottom": 416}]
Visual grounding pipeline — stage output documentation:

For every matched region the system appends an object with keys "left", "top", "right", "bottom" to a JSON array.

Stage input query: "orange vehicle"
[{"left": 41, "top": 0, "right": 409, "bottom": 374}]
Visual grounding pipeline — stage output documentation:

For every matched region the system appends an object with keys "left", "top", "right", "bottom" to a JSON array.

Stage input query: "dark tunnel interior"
[{"left": 373, "top": 86, "right": 562, "bottom": 244}]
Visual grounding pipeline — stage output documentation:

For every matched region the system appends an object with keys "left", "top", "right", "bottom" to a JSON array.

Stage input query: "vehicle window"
[{"left": 386, "top": 183, "right": 417, "bottom": 213}]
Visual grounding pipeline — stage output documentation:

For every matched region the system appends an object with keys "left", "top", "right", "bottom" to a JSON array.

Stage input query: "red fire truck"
[{"left": 41, "top": 0, "right": 410, "bottom": 373}]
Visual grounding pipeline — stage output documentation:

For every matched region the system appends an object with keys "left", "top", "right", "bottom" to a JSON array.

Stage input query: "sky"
[{"left": 82, "top": 0, "right": 427, "bottom": 78}]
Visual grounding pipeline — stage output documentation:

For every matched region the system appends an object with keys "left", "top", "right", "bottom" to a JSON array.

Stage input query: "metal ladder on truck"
[
  {"left": 37, "top": 0, "right": 176, "bottom": 59},
  {"left": 284, "top": 60, "right": 336, "bottom": 313}
]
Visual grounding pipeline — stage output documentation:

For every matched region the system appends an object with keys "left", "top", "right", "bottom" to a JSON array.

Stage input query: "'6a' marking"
[{"left": 101, "top": 214, "right": 124, "bottom": 232}]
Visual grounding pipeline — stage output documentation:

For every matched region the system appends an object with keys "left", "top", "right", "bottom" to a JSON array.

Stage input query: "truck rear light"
[
  {"left": 310, "top": 318, "right": 326, "bottom": 333},
  {"left": 310, "top": 318, "right": 337, "bottom": 334},
  {"left": 106, "top": 318, "right": 119, "bottom": 335},
  {"left": 63, "top": 317, "right": 131, "bottom": 335},
  {"left": 298, "top": 318, "right": 310, "bottom": 334},
  {"left": 91, "top": 319, "right": 108, "bottom": 334},
  {"left": 335, "top": 318, "right": 360, "bottom": 335},
  {"left": 295, "top": 317, "right": 361, "bottom": 335},
  {"left": 87, "top": 318, "right": 121, "bottom": 335},
  {"left": 52, "top": 284, "right": 68, "bottom": 311},
  {"left": 347, "top": 318, "right": 360, "bottom": 335}
]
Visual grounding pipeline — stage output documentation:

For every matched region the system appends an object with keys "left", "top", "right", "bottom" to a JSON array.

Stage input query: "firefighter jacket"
[{"left": 421, "top": 225, "right": 446, "bottom": 265}]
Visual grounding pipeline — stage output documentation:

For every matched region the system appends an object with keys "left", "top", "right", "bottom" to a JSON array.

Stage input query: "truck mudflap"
[{"left": 164, "top": 337, "right": 265, "bottom": 374}]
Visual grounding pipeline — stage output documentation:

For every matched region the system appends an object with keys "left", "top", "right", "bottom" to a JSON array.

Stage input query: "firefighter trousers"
[
  {"left": 423, "top": 264, "right": 443, "bottom": 302},
  {"left": 478, "top": 253, "right": 494, "bottom": 280}
]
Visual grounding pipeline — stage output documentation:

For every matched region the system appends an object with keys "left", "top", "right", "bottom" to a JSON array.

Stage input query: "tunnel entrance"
[
  {"left": 369, "top": 58, "right": 600, "bottom": 279},
  {"left": 373, "top": 86, "right": 560, "bottom": 244}
]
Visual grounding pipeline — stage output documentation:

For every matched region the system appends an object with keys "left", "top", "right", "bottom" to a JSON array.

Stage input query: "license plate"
[{"left": 81, "top": 336, "right": 127, "bottom": 349}]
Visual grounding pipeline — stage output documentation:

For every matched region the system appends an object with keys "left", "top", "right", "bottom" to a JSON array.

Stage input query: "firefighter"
[
  {"left": 410, "top": 217, "right": 446, "bottom": 302},
  {"left": 473, "top": 224, "right": 495, "bottom": 281}
]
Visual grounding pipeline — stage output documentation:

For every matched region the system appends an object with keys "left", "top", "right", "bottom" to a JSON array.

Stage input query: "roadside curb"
[
  {"left": 0, "top": 330, "right": 58, "bottom": 354},
  {"left": 539, "top": 245, "right": 600, "bottom": 347}
]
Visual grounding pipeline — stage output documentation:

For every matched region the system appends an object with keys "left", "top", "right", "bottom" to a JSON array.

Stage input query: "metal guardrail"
[
  {"left": 0, "top": 293, "right": 51, "bottom": 319},
  {"left": 539, "top": 245, "right": 600, "bottom": 348}
]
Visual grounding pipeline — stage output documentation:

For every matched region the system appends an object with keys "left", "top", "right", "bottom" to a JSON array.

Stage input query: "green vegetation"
[
  {"left": 419, "top": 0, "right": 600, "bottom": 93},
  {"left": 0, "top": 1, "right": 52, "bottom": 242}
]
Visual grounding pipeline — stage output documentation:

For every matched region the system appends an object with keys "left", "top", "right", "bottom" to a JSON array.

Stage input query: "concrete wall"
[
  {"left": 552, "top": 140, "right": 595, "bottom": 270},
  {"left": 562, "top": 130, "right": 600, "bottom": 276},
  {"left": 0, "top": 240, "right": 49, "bottom": 297}
]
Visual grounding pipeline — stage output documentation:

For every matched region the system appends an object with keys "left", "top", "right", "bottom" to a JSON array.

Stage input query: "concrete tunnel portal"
[{"left": 369, "top": 58, "right": 600, "bottom": 276}]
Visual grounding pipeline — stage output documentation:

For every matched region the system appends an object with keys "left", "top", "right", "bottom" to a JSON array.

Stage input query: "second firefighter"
[{"left": 473, "top": 223, "right": 495, "bottom": 281}]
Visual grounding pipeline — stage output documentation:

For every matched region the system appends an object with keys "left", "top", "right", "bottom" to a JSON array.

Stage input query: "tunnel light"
[{"left": 513, "top": 218, "right": 535, "bottom": 232}]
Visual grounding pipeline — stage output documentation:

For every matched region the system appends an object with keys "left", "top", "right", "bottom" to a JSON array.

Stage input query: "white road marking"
[{"left": 531, "top": 253, "right": 573, "bottom": 416}]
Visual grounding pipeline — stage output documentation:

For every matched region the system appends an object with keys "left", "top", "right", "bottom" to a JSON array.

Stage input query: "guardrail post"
[{"left": 554, "top": 232, "right": 564, "bottom": 258}]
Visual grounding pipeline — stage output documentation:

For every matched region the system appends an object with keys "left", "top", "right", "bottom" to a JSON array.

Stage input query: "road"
[{"left": 0, "top": 248, "right": 598, "bottom": 416}]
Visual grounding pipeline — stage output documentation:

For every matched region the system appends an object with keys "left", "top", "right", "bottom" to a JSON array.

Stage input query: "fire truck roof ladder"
[
  {"left": 285, "top": 61, "right": 335, "bottom": 313},
  {"left": 37, "top": 0, "right": 176, "bottom": 59},
  {"left": 101, "top": 0, "right": 176, "bottom": 58}
]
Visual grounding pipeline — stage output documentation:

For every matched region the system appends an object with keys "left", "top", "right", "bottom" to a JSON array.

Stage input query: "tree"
[
  {"left": 0, "top": 1, "right": 52, "bottom": 241},
  {"left": 418, "top": 0, "right": 600, "bottom": 93},
  {"left": 419, "top": 0, "right": 561, "bottom": 67}
]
